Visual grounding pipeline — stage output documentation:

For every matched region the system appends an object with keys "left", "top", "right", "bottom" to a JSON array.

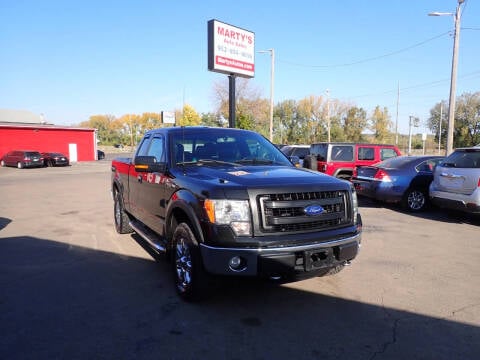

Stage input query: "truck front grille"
[{"left": 258, "top": 191, "right": 350, "bottom": 233}]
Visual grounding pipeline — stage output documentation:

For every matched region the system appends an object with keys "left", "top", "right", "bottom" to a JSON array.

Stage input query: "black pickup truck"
[{"left": 111, "top": 126, "right": 362, "bottom": 300}]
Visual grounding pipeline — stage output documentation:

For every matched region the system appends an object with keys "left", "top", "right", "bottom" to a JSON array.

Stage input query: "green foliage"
[
  {"left": 428, "top": 92, "right": 480, "bottom": 148},
  {"left": 370, "top": 106, "right": 393, "bottom": 143},
  {"left": 76, "top": 85, "right": 478, "bottom": 149},
  {"left": 344, "top": 107, "right": 368, "bottom": 142}
]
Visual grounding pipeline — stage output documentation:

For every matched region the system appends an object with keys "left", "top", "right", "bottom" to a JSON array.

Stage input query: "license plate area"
[{"left": 304, "top": 248, "right": 334, "bottom": 271}]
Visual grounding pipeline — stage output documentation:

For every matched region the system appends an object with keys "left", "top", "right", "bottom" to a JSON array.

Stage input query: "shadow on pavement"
[{"left": 1, "top": 236, "right": 478, "bottom": 360}]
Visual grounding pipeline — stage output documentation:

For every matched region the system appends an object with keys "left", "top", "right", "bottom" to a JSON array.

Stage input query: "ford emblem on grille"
[{"left": 304, "top": 204, "right": 324, "bottom": 216}]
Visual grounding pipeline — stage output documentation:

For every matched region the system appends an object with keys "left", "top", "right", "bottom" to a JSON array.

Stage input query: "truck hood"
[{"left": 178, "top": 165, "right": 348, "bottom": 189}]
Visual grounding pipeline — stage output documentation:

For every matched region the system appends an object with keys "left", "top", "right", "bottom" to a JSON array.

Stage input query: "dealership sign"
[{"left": 208, "top": 19, "right": 255, "bottom": 78}]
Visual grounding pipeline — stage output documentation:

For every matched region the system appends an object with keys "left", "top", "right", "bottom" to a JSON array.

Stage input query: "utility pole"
[
  {"left": 438, "top": 103, "right": 443, "bottom": 154},
  {"left": 258, "top": 49, "right": 275, "bottom": 142},
  {"left": 429, "top": 0, "right": 464, "bottom": 155},
  {"left": 395, "top": 82, "right": 399, "bottom": 145},
  {"left": 326, "top": 89, "right": 330, "bottom": 142}
]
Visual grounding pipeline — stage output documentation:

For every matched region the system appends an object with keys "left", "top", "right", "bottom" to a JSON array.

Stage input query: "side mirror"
[
  {"left": 134, "top": 156, "right": 166, "bottom": 173},
  {"left": 289, "top": 155, "right": 300, "bottom": 167}
]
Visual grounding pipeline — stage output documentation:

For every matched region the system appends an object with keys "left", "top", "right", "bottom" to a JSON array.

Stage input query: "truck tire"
[
  {"left": 402, "top": 188, "right": 427, "bottom": 212},
  {"left": 113, "top": 190, "right": 133, "bottom": 234},
  {"left": 172, "top": 223, "right": 209, "bottom": 301}
]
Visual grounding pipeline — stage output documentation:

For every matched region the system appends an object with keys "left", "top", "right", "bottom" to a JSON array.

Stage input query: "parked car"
[
  {"left": 281, "top": 145, "right": 310, "bottom": 166},
  {"left": 429, "top": 146, "right": 480, "bottom": 214},
  {"left": 41, "top": 152, "right": 69, "bottom": 167},
  {"left": 97, "top": 150, "right": 105, "bottom": 160},
  {"left": 0, "top": 150, "right": 44, "bottom": 169},
  {"left": 352, "top": 155, "right": 444, "bottom": 212},
  {"left": 304, "top": 142, "right": 401, "bottom": 180}
]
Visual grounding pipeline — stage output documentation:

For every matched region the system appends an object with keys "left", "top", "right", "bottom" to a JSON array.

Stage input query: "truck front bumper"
[{"left": 200, "top": 233, "right": 361, "bottom": 278}]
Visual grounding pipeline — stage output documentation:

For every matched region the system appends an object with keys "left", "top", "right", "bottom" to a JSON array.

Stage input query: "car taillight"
[
  {"left": 352, "top": 167, "right": 358, "bottom": 178},
  {"left": 374, "top": 169, "right": 391, "bottom": 182},
  {"left": 477, "top": 177, "right": 480, "bottom": 187},
  {"left": 319, "top": 164, "right": 327, "bottom": 172},
  {"left": 24, "top": 156, "right": 31, "bottom": 161}
]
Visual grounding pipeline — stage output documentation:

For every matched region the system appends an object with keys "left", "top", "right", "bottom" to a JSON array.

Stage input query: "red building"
[{"left": 0, "top": 123, "right": 98, "bottom": 162}]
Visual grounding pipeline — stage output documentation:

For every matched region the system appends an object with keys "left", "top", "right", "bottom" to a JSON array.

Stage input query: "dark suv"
[
  {"left": 304, "top": 142, "right": 401, "bottom": 180},
  {"left": 0, "top": 150, "right": 44, "bottom": 169}
]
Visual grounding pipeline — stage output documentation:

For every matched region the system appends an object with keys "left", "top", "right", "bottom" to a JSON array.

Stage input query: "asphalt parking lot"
[{"left": 1, "top": 159, "right": 479, "bottom": 360}]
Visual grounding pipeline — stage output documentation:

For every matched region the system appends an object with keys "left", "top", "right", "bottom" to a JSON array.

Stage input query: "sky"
[{"left": 1, "top": 0, "right": 479, "bottom": 135}]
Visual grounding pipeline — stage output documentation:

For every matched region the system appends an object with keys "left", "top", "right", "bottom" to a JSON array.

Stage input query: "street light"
[
  {"left": 258, "top": 48, "right": 275, "bottom": 142},
  {"left": 429, "top": 0, "right": 464, "bottom": 155}
]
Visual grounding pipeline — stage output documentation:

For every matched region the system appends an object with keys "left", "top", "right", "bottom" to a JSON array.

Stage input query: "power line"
[
  {"left": 346, "top": 70, "right": 480, "bottom": 100},
  {"left": 278, "top": 32, "right": 451, "bottom": 68}
]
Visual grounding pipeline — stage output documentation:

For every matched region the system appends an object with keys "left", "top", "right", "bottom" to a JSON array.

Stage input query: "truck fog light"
[
  {"left": 229, "top": 256, "right": 246, "bottom": 271},
  {"left": 230, "top": 221, "right": 251, "bottom": 236}
]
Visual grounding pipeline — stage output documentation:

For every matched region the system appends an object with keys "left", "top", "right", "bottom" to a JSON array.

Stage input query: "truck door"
[{"left": 131, "top": 134, "right": 168, "bottom": 236}]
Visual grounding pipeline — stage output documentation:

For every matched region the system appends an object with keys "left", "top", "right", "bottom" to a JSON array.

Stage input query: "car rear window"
[
  {"left": 441, "top": 149, "right": 480, "bottom": 168},
  {"left": 310, "top": 144, "right": 328, "bottom": 161}
]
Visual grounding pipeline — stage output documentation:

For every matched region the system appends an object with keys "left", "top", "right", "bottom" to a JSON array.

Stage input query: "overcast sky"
[{"left": 1, "top": 0, "right": 479, "bottom": 134}]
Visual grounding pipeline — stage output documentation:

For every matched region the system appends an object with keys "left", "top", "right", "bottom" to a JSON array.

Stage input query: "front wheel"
[
  {"left": 172, "top": 223, "right": 209, "bottom": 301},
  {"left": 402, "top": 188, "right": 427, "bottom": 212},
  {"left": 113, "top": 190, "right": 133, "bottom": 234}
]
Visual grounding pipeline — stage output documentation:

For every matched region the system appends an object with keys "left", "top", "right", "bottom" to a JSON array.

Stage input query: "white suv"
[{"left": 429, "top": 146, "right": 480, "bottom": 214}]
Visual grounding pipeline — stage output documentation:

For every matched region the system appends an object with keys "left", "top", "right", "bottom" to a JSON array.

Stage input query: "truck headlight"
[
  {"left": 351, "top": 186, "right": 359, "bottom": 225},
  {"left": 204, "top": 199, "right": 251, "bottom": 236}
]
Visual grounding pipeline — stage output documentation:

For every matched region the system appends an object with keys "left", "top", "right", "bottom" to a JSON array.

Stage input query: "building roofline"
[{"left": 0, "top": 122, "right": 96, "bottom": 131}]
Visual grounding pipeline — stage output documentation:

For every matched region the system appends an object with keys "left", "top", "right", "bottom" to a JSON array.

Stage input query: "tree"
[
  {"left": 428, "top": 92, "right": 480, "bottom": 148},
  {"left": 427, "top": 100, "right": 448, "bottom": 147},
  {"left": 211, "top": 77, "right": 269, "bottom": 134},
  {"left": 297, "top": 95, "right": 326, "bottom": 144},
  {"left": 177, "top": 104, "right": 201, "bottom": 126},
  {"left": 454, "top": 92, "right": 480, "bottom": 147},
  {"left": 274, "top": 100, "right": 299, "bottom": 144},
  {"left": 79, "top": 114, "right": 119, "bottom": 145},
  {"left": 201, "top": 112, "right": 226, "bottom": 127},
  {"left": 343, "top": 107, "right": 368, "bottom": 142},
  {"left": 370, "top": 106, "right": 393, "bottom": 143}
]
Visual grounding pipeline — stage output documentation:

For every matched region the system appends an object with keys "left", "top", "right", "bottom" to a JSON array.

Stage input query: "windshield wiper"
[
  {"left": 237, "top": 158, "right": 275, "bottom": 165},
  {"left": 195, "top": 159, "right": 240, "bottom": 166}
]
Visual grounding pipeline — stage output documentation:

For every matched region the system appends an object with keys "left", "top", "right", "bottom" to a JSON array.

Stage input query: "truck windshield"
[{"left": 171, "top": 129, "right": 293, "bottom": 167}]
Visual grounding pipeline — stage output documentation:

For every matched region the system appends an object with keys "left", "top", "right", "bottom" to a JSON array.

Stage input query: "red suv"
[{"left": 304, "top": 142, "right": 401, "bottom": 180}]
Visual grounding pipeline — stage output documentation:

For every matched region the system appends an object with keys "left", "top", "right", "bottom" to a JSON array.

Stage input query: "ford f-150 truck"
[{"left": 111, "top": 126, "right": 362, "bottom": 301}]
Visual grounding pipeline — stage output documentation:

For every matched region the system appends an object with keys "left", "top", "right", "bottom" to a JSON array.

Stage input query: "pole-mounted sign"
[{"left": 208, "top": 19, "right": 255, "bottom": 78}]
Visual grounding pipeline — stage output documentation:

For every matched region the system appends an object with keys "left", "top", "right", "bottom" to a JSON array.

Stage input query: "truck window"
[
  {"left": 331, "top": 145, "right": 353, "bottom": 161},
  {"left": 381, "top": 148, "right": 397, "bottom": 160},
  {"left": 147, "top": 136, "right": 165, "bottom": 162},
  {"left": 136, "top": 134, "right": 151, "bottom": 157},
  {"left": 358, "top": 147, "right": 374, "bottom": 160}
]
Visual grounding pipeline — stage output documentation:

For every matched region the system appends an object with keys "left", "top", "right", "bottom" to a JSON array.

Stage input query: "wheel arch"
[{"left": 166, "top": 189, "right": 206, "bottom": 251}]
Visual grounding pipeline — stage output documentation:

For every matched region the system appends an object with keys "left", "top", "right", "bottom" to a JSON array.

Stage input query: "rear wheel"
[
  {"left": 113, "top": 190, "right": 133, "bottom": 234},
  {"left": 0, "top": 160, "right": 5, "bottom": 167},
  {"left": 402, "top": 188, "right": 427, "bottom": 212},
  {"left": 172, "top": 223, "right": 209, "bottom": 301},
  {"left": 17, "top": 162, "right": 23, "bottom": 169}
]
